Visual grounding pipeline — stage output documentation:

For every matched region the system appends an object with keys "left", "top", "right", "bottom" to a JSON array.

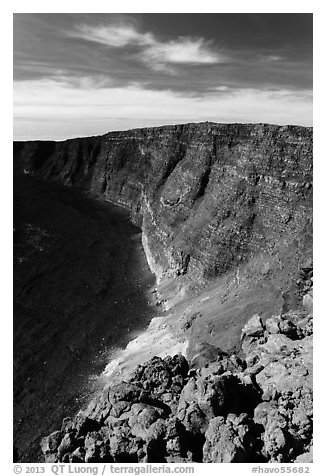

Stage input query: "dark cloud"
[{"left": 14, "top": 13, "right": 312, "bottom": 92}]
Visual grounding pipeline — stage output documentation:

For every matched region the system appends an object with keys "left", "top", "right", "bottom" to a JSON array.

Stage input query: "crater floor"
[{"left": 13, "top": 174, "right": 157, "bottom": 462}]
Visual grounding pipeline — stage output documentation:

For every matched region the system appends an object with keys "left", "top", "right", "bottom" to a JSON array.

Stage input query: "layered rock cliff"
[{"left": 14, "top": 122, "right": 312, "bottom": 294}]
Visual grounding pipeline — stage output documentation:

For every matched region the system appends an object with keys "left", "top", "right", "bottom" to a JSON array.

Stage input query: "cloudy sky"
[{"left": 13, "top": 13, "right": 313, "bottom": 140}]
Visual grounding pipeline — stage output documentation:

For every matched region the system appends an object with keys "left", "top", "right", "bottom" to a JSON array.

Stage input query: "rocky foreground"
[{"left": 41, "top": 268, "right": 313, "bottom": 464}]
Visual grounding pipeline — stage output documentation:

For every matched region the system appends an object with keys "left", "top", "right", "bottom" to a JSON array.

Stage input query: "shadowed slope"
[{"left": 14, "top": 174, "right": 157, "bottom": 461}]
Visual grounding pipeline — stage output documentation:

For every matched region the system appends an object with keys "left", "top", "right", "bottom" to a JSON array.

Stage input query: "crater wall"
[{"left": 14, "top": 122, "right": 313, "bottom": 289}]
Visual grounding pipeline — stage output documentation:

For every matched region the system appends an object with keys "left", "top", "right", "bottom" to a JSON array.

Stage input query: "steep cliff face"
[
  {"left": 14, "top": 122, "right": 313, "bottom": 463},
  {"left": 14, "top": 122, "right": 312, "bottom": 295}
]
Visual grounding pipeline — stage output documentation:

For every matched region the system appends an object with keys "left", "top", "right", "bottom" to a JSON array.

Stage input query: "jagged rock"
[
  {"left": 110, "top": 401, "right": 132, "bottom": 418},
  {"left": 164, "top": 417, "right": 185, "bottom": 461},
  {"left": 299, "top": 319, "right": 313, "bottom": 337},
  {"left": 40, "top": 431, "right": 62, "bottom": 461},
  {"left": 237, "top": 307, "right": 313, "bottom": 462},
  {"left": 127, "top": 355, "right": 188, "bottom": 414},
  {"left": 265, "top": 315, "right": 298, "bottom": 339},
  {"left": 61, "top": 453, "right": 71, "bottom": 463},
  {"left": 75, "top": 415, "right": 101, "bottom": 437},
  {"left": 291, "top": 407, "right": 311, "bottom": 439},
  {"left": 199, "top": 353, "right": 245, "bottom": 378},
  {"left": 282, "top": 389, "right": 313, "bottom": 442},
  {"left": 84, "top": 431, "right": 111, "bottom": 462},
  {"left": 177, "top": 374, "right": 241, "bottom": 433},
  {"left": 188, "top": 342, "right": 229, "bottom": 370},
  {"left": 255, "top": 404, "right": 299, "bottom": 462},
  {"left": 129, "top": 406, "right": 162, "bottom": 440},
  {"left": 40, "top": 305, "right": 313, "bottom": 464},
  {"left": 145, "top": 418, "right": 167, "bottom": 462},
  {"left": 181, "top": 312, "right": 200, "bottom": 331},
  {"left": 254, "top": 391, "right": 312, "bottom": 462},
  {"left": 109, "top": 382, "right": 142, "bottom": 405},
  {"left": 164, "top": 354, "right": 189, "bottom": 377},
  {"left": 179, "top": 402, "right": 207, "bottom": 434},
  {"left": 263, "top": 425, "right": 288, "bottom": 462},
  {"left": 297, "top": 266, "right": 313, "bottom": 299},
  {"left": 203, "top": 414, "right": 255, "bottom": 462},
  {"left": 61, "top": 417, "right": 74, "bottom": 434},
  {"left": 241, "top": 336, "right": 261, "bottom": 356},
  {"left": 258, "top": 406, "right": 307, "bottom": 462},
  {"left": 69, "top": 446, "right": 85, "bottom": 462},
  {"left": 254, "top": 335, "right": 313, "bottom": 398},
  {"left": 254, "top": 402, "right": 278, "bottom": 427},
  {"left": 40, "top": 430, "right": 62, "bottom": 454},
  {"left": 279, "top": 318, "right": 297, "bottom": 338},
  {"left": 143, "top": 360, "right": 170, "bottom": 394},
  {"left": 109, "top": 424, "right": 143, "bottom": 462},
  {"left": 166, "top": 438, "right": 182, "bottom": 459},
  {"left": 241, "top": 314, "right": 265, "bottom": 340},
  {"left": 103, "top": 400, "right": 144, "bottom": 430},
  {"left": 57, "top": 432, "right": 77, "bottom": 460},
  {"left": 44, "top": 453, "right": 59, "bottom": 463},
  {"left": 265, "top": 316, "right": 281, "bottom": 335},
  {"left": 275, "top": 310, "right": 313, "bottom": 339},
  {"left": 82, "top": 393, "right": 112, "bottom": 423}
]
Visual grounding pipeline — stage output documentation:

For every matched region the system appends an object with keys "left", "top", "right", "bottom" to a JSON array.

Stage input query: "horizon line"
[{"left": 13, "top": 120, "right": 313, "bottom": 143}]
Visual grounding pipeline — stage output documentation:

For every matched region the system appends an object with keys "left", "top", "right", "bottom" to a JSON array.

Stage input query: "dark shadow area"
[{"left": 13, "top": 173, "right": 157, "bottom": 462}]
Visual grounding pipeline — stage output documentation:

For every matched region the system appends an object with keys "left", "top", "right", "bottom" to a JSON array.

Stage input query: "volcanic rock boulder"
[
  {"left": 40, "top": 431, "right": 62, "bottom": 463},
  {"left": 240, "top": 291, "right": 313, "bottom": 462},
  {"left": 203, "top": 413, "right": 258, "bottom": 463},
  {"left": 128, "top": 354, "right": 189, "bottom": 413},
  {"left": 176, "top": 374, "right": 242, "bottom": 434},
  {"left": 187, "top": 342, "right": 229, "bottom": 370}
]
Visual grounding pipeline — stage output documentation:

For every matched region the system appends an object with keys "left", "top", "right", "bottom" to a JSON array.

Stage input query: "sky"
[{"left": 13, "top": 13, "right": 313, "bottom": 140}]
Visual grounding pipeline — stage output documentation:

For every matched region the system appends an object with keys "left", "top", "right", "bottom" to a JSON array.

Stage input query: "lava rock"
[
  {"left": 203, "top": 415, "right": 254, "bottom": 463},
  {"left": 109, "top": 382, "right": 142, "bottom": 405},
  {"left": 177, "top": 374, "right": 241, "bottom": 433},
  {"left": 241, "top": 314, "right": 265, "bottom": 340},
  {"left": 129, "top": 406, "right": 162, "bottom": 440},
  {"left": 40, "top": 431, "right": 62, "bottom": 461},
  {"left": 57, "top": 432, "right": 77, "bottom": 460},
  {"left": 254, "top": 335, "right": 313, "bottom": 398},
  {"left": 75, "top": 416, "right": 101, "bottom": 437},
  {"left": 69, "top": 446, "right": 86, "bottom": 462},
  {"left": 265, "top": 315, "right": 298, "bottom": 339},
  {"left": 84, "top": 431, "right": 111, "bottom": 462},
  {"left": 188, "top": 342, "right": 229, "bottom": 370},
  {"left": 109, "top": 424, "right": 143, "bottom": 462}
]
